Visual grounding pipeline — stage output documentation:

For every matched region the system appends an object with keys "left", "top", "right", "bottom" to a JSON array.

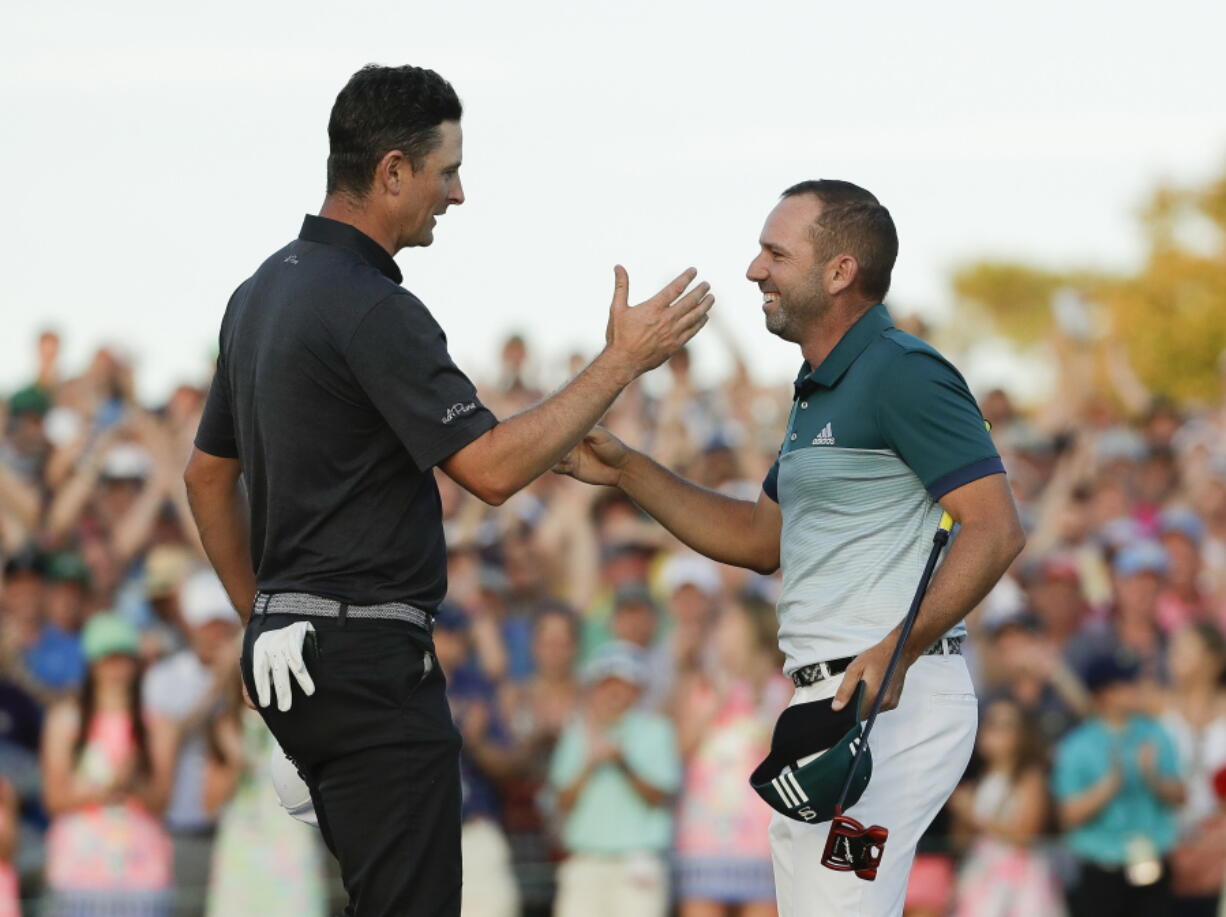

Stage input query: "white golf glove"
[{"left": 252, "top": 621, "right": 317, "bottom": 712}]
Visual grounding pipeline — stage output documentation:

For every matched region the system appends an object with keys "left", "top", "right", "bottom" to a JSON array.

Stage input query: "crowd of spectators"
[{"left": 2, "top": 320, "right": 1226, "bottom": 917}]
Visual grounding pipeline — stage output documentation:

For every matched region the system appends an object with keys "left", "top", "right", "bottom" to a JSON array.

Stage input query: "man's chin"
[{"left": 765, "top": 313, "right": 799, "bottom": 343}]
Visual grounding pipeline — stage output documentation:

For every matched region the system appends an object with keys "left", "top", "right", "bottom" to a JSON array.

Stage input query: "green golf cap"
[
  {"left": 7, "top": 385, "right": 51, "bottom": 417},
  {"left": 82, "top": 612, "right": 140, "bottom": 662},
  {"left": 750, "top": 682, "right": 872, "bottom": 824},
  {"left": 45, "top": 551, "right": 91, "bottom": 587}
]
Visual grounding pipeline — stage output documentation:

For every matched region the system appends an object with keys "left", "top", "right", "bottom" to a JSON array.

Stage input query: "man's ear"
[
  {"left": 826, "top": 254, "right": 859, "bottom": 296},
  {"left": 375, "top": 149, "right": 410, "bottom": 196}
]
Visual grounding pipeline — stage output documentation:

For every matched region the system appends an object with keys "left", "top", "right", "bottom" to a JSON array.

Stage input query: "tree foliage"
[{"left": 951, "top": 166, "right": 1226, "bottom": 404}]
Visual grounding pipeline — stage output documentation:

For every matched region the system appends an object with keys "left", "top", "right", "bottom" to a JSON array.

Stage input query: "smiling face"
[
  {"left": 746, "top": 195, "right": 830, "bottom": 342},
  {"left": 394, "top": 120, "right": 465, "bottom": 248}
]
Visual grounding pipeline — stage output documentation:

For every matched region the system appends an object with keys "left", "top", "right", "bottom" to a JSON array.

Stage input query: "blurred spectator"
[
  {"left": 1053, "top": 650, "right": 1185, "bottom": 917},
  {"left": 658, "top": 553, "right": 722, "bottom": 703},
  {"left": 2, "top": 386, "right": 51, "bottom": 485},
  {"left": 435, "top": 607, "right": 522, "bottom": 917},
  {"left": 980, "top": 613, "right": 1089, "bottom": 743},
  {"left": 1024, "top": 553, "right": 1090, "bottom": 652},
  {"left": 141, "top": 544, "right": 195, "bottom": 660},
  {"left": 500, "top": 605, "right": 582, "bottom": 909},
  {"left": 143, "top": 571, "right": 241, "bottom": 916},
  {"left": 549, "top": 642, "right": 680, "bottom": 917},
  {"left": 1067, "top": 541, "right": 1171, "bottom": 688},
  {"left": 1, "top": 548, "right": 57, "bottom": 703},
  {"left": 609, "top": 585, "right": 669, "bottom": 709},
  {"left": 39, "top": 613, "right": 176, "bottom": 916},
  {"left": 24, "top": 552, "right": 90, "bottom": 694},
  {"left": 204, "top": 709, "right": 325, "bottom": 917},
  {"left": 1157, "top": 510, "right": 1212, "bottom": 634},
  {"left": 0, "top": 778, "right": 17, "bottom": 917},
  {"left": 951, "top": 697, "right": 1066, "bottom": 916},
  {"left": 1161, "top": 623, "right": 1226, "bottom": 915},
  {"left": 673, "top": 599, "right": 788, "bottom": 917}
]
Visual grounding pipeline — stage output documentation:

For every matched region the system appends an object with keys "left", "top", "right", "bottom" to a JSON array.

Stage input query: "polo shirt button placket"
[
  {"left": 800, "top": 402, "right": 808, "bottom": 409},
  {"left": 790, "top": 433, "right": 797, "bottom": 441}
]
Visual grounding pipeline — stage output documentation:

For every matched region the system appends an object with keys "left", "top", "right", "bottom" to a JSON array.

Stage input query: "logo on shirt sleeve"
[
  {"left": 442, "top": 402, "right": 478, "bottom": 424},
  {"left": 812, "top": 422, "right": 836, "bottom": 445}
]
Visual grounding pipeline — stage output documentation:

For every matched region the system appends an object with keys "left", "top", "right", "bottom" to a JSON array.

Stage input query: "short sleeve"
[
  {"left": 347, "top": 293, "right": 498, "bottom": 470},
  {"left": 623, "top": 715, "right": 681, "bottom": 793},
  {"left": 1051, "top": 734, "right": 1099, "bottom": 800},
  {"left": 875, "top": 350, "right": 1003, "bottom": 499},
  {"left": 762, "top": 458, "right": 780, "bottom": 503},
  {"left": 194, "top": 357, "right": 239, "bottom": 458}
]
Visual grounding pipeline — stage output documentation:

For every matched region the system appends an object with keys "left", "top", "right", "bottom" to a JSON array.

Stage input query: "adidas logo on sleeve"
[{"left": 812, "top": 422, "right": 836, "bottom": 446}]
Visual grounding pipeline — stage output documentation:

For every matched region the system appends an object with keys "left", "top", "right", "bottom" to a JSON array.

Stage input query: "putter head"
[{"left": 821, "top": 810, "right": 889, "bottom": 881}]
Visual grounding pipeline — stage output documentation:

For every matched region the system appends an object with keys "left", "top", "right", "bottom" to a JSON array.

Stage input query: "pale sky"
[{"left": 4, "top": 0, "right": 1224, "bottom": 403}]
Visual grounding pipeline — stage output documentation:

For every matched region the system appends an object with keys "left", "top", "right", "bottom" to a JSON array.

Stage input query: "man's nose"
[
  {"left": 450, "top": 177, "right": 465, "bottom": 206},
  {"left": 746, "top": 254, "right": 768, "bottom": 282}
]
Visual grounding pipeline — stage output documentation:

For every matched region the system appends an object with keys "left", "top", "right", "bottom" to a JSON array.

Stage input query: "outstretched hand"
[
  {"left": 603, "top": 265, "right": 714, "bottom": 379},
  {"left": 554, "top": 427, "right": 631, "bottom": 487}
]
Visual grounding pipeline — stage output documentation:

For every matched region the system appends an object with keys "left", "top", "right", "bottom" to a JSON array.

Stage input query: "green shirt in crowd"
[
  {"left": 548, "top": 710, "right": 681, "bottom": 855},
  {"left": 1051, "top": 714, "right": 1181, "bottom": 867}
]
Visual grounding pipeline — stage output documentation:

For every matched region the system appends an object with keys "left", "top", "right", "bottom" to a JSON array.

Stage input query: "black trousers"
[
  {"left": 241, "top": 613, "right": 462, "bottom": 917},
  {"left": 1070, "top": 859, "right": 1174, "bottom": 917}
]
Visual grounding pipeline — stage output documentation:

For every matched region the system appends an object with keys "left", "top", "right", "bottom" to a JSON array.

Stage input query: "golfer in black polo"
[{"left": 183, "top": 64, "right": 713, "bottom": 917}]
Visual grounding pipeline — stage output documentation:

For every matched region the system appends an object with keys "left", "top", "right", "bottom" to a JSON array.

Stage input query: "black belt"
[{"left": 791, "top": 636, "right": 964, "bottom": 688}]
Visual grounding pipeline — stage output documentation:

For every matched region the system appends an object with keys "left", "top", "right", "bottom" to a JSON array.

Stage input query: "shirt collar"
[
  {"left": 298, "top": 214, "right": 403, "bottom": 285},
  {"left": 793, "top": 303, "right": 894, "bottom": 400}
]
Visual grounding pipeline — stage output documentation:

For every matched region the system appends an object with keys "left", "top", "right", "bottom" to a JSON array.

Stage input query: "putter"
[{"left": 820, "top": 510, "right": 955, "bottom": 881}]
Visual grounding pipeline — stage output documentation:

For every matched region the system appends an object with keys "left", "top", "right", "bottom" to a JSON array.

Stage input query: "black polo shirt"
[{"left": 194, "top": 215, "right": 498, "bottom": 610}]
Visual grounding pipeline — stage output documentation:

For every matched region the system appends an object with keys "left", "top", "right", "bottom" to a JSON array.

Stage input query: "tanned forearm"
[
  {"left": 613, "top": 754, "right": 671, "bottom": 807},
  {"left": 896, "top": 516, "right": 1024, "bottom": 661},
  {"left": 184, "top": 453, "right": 257, "bottom": 622},
  {"left": 447, "top": 353, "right": 636, "bottom": 504},
  {"left": 615, "top": 450, "right": 779, "bottom": 573},
  {"left": 1143, "top": 771, "right": 1186, "bottom": 807},
  {"left": 1061, "top": 770, "right": 1122, "bottom": 828}
]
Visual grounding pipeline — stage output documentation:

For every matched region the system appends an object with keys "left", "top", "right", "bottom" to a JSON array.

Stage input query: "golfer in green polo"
[{"left": 557, "top": 180, "right": 1026, "bottom": 916}]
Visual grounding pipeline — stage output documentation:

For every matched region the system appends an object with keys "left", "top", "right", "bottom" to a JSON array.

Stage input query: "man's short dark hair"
[
  {"left": 782, "top": 179, "right": 898, "bottom": 302},
  {"left": 326, "top": 64, "right": 463, "bottom": 198}
]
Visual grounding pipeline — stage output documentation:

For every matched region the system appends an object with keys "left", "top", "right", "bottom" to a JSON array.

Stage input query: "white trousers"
[
  {"left": 461, "top": 818, "right": 521, "bottom": 917},
  {"left": 553, "top": 852, "right": 669, "bottom": 917},
  {"left": 769, "top": 654, "right": 977, "bottom": 917}
]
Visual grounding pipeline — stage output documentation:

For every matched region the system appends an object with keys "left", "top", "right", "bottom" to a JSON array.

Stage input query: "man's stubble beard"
[{"left": 765, "top": 280, "right": 830, "bottom": 343}]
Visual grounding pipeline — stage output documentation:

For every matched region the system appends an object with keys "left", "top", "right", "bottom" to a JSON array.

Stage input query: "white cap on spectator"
[
  {"left": 101, "top": 443, "right": 153, "bottom": 481},
  {"left": 661, "top": 553, "right": 721, "bottom": 597},
  {"left": 180, "top": 570, "right": 239, "bottom": 628},
  {"left": 1095, "top": 428, "right": 1147, "bottom": 463},
  {"left": 979, "top": 575, "right": 1027, "bottom": 631},
  {"left": 582, "top": 640, "right": 648, "bottom": 687}
]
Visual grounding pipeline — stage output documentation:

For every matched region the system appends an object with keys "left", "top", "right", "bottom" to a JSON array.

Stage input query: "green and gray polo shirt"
[{"left": 762, "top": 304, "right": 1003, "bottom": 674}]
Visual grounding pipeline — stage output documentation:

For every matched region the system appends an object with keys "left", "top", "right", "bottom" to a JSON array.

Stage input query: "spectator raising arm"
[{"left": 0, "top": 461, "right": 40, "bottom": 535}]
